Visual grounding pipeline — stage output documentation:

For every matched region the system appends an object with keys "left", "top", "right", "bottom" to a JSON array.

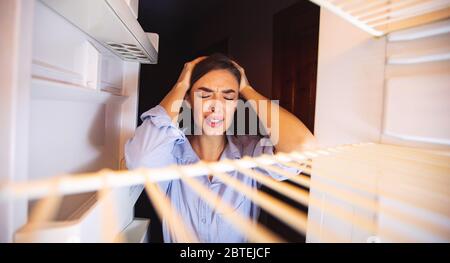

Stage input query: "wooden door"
[{"left": 272, "top": 0, "right": 320, "bottom": 133}]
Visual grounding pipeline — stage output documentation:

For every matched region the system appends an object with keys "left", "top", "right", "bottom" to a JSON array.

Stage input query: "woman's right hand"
[
  {"left": 176, "top": 56, "right": 206, "bottom": 91},
  {"left": 160, "top": 56, "right": 206, "bottom": 124}
]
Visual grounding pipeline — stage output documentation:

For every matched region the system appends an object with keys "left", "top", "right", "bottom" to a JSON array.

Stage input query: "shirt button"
[{"left": 201, "top": 218, "right": 206, "bottom": 224}]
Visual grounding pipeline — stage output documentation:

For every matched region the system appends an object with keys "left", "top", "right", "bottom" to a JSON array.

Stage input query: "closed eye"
[
  {"left": 194, "top": 87, "right": 237, "bottom": 100},
  {"left": 195, "top": 87, "right": 213, "bottom": 98},
  {"left": 222, "top": 89, "right": 237, "bottom": 100},
  {"left": 223, "top": 95, "right": 236, "bottom": 100}
]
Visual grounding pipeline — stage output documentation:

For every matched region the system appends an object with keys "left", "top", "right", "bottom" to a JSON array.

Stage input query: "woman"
[{"left": 125, "top": 54, "right": 316, "bottom": 242}]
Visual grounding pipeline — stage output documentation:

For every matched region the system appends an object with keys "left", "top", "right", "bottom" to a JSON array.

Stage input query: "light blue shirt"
[{"left": 125, "top": 105, "right": 301, "bottom": 243}]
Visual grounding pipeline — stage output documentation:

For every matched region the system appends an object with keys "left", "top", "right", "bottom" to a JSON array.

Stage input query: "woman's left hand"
[{"left": 232, "top": 61, "right": 251, "bottom": 92}]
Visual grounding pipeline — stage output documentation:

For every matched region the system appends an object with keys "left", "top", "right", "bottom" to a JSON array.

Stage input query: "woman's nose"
[{"left": 206, "top": 99, "right": 223, "bottom": 114}]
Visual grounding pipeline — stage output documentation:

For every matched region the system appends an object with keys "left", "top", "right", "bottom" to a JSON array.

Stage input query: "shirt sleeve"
[
  {"left": 124, "top": 105, "right": 186, "bottom": 193},
  {"left": 251, "top": 136, "right": 302, "bottom": 181}
]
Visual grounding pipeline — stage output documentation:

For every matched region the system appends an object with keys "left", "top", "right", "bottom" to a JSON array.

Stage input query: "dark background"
[{"left": 134, "top": 0, "right": 319, "bottom": 242}]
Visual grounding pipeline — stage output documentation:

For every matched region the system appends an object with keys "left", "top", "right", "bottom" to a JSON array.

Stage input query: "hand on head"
[
  {"left": 177, "top": 56, "right": 250, "bottom": 93},
  {"left": 231, "top": 60, "right": 250, "bottom": 92},
  {"left": 176, "top": 56, "right": 207, "bottom": 91}
]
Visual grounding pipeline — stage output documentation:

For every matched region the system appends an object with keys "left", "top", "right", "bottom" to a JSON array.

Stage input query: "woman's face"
[{"left": 188, "top": 69, "right": 239, "bottom": 136}]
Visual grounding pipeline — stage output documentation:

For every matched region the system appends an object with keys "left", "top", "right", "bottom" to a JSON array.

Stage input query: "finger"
[
  {"left": 231, "top": 60, "right": 240, "bottom": 67},
  {"left": 190, "top": 56, "right": 207, "bottom": 65}
]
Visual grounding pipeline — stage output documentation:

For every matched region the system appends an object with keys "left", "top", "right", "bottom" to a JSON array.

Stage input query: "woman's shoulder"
[
  {"left": 125, "top": 106, "right": 187, "bottom": 168},
  {"left": 138, "top": 105, "right": 186, "bottom": 139},
  {"left": 140, "top": 105, "right": 172, "bottom": 127}
]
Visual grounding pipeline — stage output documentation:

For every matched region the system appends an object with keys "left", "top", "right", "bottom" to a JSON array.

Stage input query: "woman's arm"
[
  {"left": 160, "top": 57, "right": 205, "bottom": 124},
  {"left": 235, "top": 63, "right": 317, "bottom": 153}
]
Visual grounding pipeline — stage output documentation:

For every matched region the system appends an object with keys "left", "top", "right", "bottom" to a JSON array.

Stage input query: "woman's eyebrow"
[
  {"left": 197, "top": 87, "right": 214, "bottom": 92},
  {"left": 221, "top": 89, "right": 236, "bottom": 94}
]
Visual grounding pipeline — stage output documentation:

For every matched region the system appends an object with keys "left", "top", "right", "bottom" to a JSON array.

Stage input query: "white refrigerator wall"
[
  {"left": 309, "top": 9, "right": 386, "bottom": 243},
  {"left": 30, "top": 1, "right": 125, "bottom": 180},
  {"left": 310, "top": 9, "right": 449, "bottom": 242},
  {"left": 0, "top": 0, "right": 34, "bottom": 244},
  {"left": 0, "top": 0, "right": 141, "bottom": 242},
  {"left": 381, "top": 20, "right": 450, "bottom": 149},
  {"left": 314, "top": 10, "right": 386, "bottom": 148}
]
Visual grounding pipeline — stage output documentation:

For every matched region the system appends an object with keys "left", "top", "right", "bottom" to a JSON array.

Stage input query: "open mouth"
[{"left": 205, "top": 115, "right": 224, "bottom": 128}]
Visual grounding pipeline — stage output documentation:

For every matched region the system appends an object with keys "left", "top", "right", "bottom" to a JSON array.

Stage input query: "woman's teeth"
[{"left": 206, "top": 117, "right": 223, "bottom": 128}]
